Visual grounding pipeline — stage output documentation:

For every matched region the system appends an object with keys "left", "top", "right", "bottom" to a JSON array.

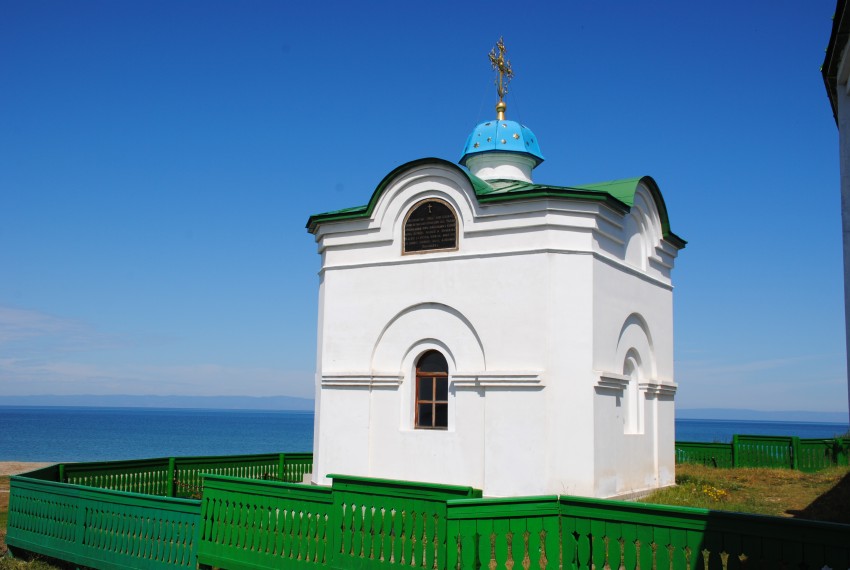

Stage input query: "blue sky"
[{"left": 1, "top": 1, "right": 846, "bottom": 412}]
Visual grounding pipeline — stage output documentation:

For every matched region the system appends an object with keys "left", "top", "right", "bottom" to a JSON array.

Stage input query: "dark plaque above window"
[{"left": 403, "top": 200, "right": 458, "bottom": 254}]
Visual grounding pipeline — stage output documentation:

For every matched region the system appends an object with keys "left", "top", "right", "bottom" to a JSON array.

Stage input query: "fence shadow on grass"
[{"left": 787, "top": 470, "right": 850, "bottom": 524}]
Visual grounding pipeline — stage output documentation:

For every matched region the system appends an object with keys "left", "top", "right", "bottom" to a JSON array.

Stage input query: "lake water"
[
  {"left": 0, "top": 406, "right": 847, "bottom": 462},
  {"left": 0, "top": 407, "right": 314, "bottom": 462},
  {"left": 675, "top": 418, "right": 848, "bottom": 443}
]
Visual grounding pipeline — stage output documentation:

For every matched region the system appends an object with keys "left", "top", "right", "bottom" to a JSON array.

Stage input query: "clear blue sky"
[{"left": 1, "top": 1, "right": 845, "bottom": 412}]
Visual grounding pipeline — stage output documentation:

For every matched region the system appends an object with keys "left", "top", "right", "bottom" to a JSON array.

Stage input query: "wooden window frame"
[{"left": 414, "top": 352, "right": 449, "bottom": 430}]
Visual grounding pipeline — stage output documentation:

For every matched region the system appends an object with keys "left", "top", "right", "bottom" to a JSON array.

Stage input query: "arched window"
[
  {"left": 415, "top": 350, "right": 449, "bottom": 429},
  {"left": 403, "top": 199, "right": 458, "bottom": 254}
]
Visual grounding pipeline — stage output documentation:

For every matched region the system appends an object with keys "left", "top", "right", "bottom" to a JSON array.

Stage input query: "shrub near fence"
[{"left": 676, "top": 435, "right": 850, "bottom": 471}]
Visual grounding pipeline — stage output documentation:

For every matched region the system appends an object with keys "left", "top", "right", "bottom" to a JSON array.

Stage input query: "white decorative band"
[
  {"left": 639, "top": 381, "right": 678, "bottom": 396},
  {"left": 452, "top": 372, "right": 543, "bottom": 389},
  {"left": 596, "top": 373, "right": 677, "bottom": 396},
  {"left": 321, "top": 374, "right": 402, "bottom": 387},
  {"left": 596, "top": 372, "right": 630, "bottom": 391}
]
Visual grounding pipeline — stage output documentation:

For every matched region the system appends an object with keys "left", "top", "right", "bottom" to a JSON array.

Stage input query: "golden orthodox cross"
[{"left": 489, "top": 37, "right": 513, "bottom": 103}]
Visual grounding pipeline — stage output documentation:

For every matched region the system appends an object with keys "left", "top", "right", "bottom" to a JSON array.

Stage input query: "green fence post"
[
  {"left": 58, "top": 463, "right": 65, "bottom": 483},
  {"left": 167, "top": 457, "right": 176, "bottom": 497},
  {"left": 790, "top": 437, "right": 800, "bottom": 470},
  {"left": 278, "top": 453, "right": 286, "bottom": 481},
  {"left": 732, "top": 435, "right": 739, "bottom": 468}
]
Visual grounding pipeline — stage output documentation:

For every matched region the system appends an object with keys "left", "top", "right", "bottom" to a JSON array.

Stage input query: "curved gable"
[
  {"left": 307, "top": 161, "right": 686, "bottom": 249},
  {"left": 573, "top": 176, "right": 686, "bottom": 249},
  {"left": 306, "top": 158, "right": 478, "bottom": 233}
]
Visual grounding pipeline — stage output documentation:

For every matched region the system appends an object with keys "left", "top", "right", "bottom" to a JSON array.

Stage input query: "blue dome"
[{"left": 459, "top": 119, "right": 544, "bottom": 167}]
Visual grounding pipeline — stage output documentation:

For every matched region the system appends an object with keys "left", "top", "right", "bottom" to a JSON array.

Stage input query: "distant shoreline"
[
  {"left": 676, "top": 408, "right": 848, "bottom": 424},
  {"left": 1, "top": 401, "right": 845, "bottom": 424},
  {"left": 0, "top": 394, "right": 314, "bottom": 411},
  {"left": 678, "top": 417, "right": 850, "bottom": 426},
  {"left": 0, "top": 405, "right": 314, "bottom": 413}
]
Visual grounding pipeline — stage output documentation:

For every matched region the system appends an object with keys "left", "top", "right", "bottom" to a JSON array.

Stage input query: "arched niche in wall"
[
  {"left": 615, "top": 313, "right": 656, "bottom": 383},
  {"left": 402, "top": 198, "right": 458, "bottom": 254},
  {"left": 622, "top": 349, "right": 643, "bottom": 434},
  {"left": 370, "top": 302, "right": 485, "bottom": 374},
  {"left": 623, "top": 184, "right": 663, "bottom": 270},
  {"left": 624, "top": 209, "right": 648, "bottom": 269}
]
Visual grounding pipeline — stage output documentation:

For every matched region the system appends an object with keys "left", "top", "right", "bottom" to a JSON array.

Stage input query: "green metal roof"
[{"left": 306, "top": 157, "right": 685, "bottom": 248}]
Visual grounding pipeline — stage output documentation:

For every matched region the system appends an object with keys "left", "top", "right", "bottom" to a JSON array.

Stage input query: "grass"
[
  {"left": 0, "top": 560, "right": 66, "bottom": 570},
  {"left": 640, "top": 463, "right": 850, "bottom": 523}
]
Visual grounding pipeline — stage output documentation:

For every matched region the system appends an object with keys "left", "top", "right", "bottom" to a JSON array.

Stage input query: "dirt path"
[{"left": 0, "top": 462, "right": 53, "bottom": 477}]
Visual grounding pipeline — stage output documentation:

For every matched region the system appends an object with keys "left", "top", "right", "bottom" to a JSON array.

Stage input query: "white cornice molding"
[
  {"left": 320, "top": 372, "right": 543, "bottom": 389},
  {"left": 321, "top": 374, "right": 402, "bottom": 387},
  {"left": 595, "top": 371, "right": 630, "bottom": 392},
  {"left": 319, "top": 247, "right": 674, "bottom": 291},
  {"left": 596, "top": 373, "right": 677, "bottom": 397},
  {"left": 639, "top": 381, "right": 678, "bottom": 397},
  {"left": 452, "top": 372, "right": 543, "bottom": 389}
]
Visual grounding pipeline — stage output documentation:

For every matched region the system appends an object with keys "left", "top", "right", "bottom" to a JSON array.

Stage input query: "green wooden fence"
[
  {"left": 328, "top": 474, "right": 482, "bottom": 570},
  {"left": 57, "top": 452, "right": 313, "bottom": 498},
  {"left": 198, "top": 474, "right": 334, "bottom": 570},
  {"left": 195, "top": 473, "right": 482, "bottom": 570},
  {"left": 800, "top": 437, "right": 849, "bottom": 471},
  {"left": 7, "top": 466, "right": 201, "bottom": 570},
  {"left": 446, "top": 495, "right": 850, "bottom": 569},
  {"left": 676, "top": 435, "right": 850, "bottom": 471},
  {"left": 5, "top": 453, "right": 313, "bottom": 569},
  {"left": 674, "top": 442, "right": 733, "bottom": 468},
  {"left": 7, "top": 452, "right": 850, "bottom": 570}
]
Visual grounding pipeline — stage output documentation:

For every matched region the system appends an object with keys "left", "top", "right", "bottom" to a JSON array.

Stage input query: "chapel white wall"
[
  {"left": 310, "top": 163, "right": 679, "bottom": 498},
  {"left": 590, "top": 216, "right": 676, "bottom": 497},
  {"left": 312, "top": 249, "right": 552, "bottom": 493}
]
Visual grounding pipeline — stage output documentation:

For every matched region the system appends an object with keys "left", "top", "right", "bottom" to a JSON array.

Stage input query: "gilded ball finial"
[{"left": 496, "top": 101, "right": 506, "bottom": 121}]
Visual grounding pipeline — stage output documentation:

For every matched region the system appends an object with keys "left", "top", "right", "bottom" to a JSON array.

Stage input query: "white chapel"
[{"left": 306, "top": 42, "right": 686, "bottom": 499}]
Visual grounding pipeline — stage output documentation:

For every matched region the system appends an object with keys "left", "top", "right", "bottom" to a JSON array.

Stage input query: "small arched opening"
[
  {"left": 415, "top": 350, "right": 449, "bottom": 429},
  {"left": 623, "top": 350, "right": 643, "bottom": 434}
]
